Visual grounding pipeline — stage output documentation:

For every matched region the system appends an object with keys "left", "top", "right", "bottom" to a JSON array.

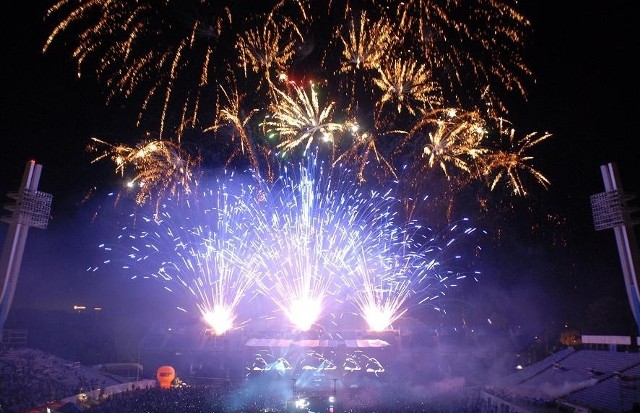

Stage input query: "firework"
[
  {"left": 94, "top": 153, "right": 483, "bottom": 334},
  {"left": 403, "top": 108, "right": 489, "bottom": 180},
  {"left": 331, "top": 130, "right": 393, "bottom": 183},
  {"left": 481, "top": 125, "right": 552, "bottom": 196},
  {"left": 246, "top": 157, "right": 484, "bottom": 331},
  {"left": 87, "top": 137, "right": 200, "bottom": 210},
  {"left": 249, "top": 160, "right": 371, "bottom": 331},
  {"left": 44, "top": 0, "right": 544, "bottom": 206},
  {"left": 44, "top": 0, "right": 305, "bottom": 138},
  {"left": 395, "top": 0, "right": 532, "bottom": 115},
  {"left": 374, "top": 58, "right": 442, "bottom": 116},
  {"left": 347, "top": 256, "right": 413, "bottom": 332},
  {"left": 97, "top": 175, "right": 264, "bottom": 335},
  {"left": 264, "top": 81, "right": 345, "bottom": 157},
  {"left": 236, "top": 19, "right": 301, "bottom": 85},
  {"left": 43, "top": 0, "right": 550, "bottom": 349},
  {"left": 207, "top": 78, "right": 273, "bottom": 179},
  {"left": 338, "top": 10, "right": 396, "bottom": 74},
  {"left": 336, "top": 8, "right": 397, "bottom": 109}
]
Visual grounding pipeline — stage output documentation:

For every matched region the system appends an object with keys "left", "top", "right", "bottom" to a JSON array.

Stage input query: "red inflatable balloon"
[{"left": 156, "top": 365, "right": 176, "bottom": 389}]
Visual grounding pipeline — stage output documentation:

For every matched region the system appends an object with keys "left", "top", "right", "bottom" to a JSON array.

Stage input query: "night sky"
[{"left": 1, "top": 2, "right": 639, "bottom": 338}]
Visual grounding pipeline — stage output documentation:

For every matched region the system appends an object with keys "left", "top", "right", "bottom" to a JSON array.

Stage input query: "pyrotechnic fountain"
[{"left": 96, "top": 158, "right": 482, "bottom": 335}]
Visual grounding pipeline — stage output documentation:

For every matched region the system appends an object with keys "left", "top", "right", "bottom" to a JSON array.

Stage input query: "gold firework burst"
[
  {"left": 264, "top": 81, "right": 344, "bottom": 156},
  {"left": 236, "top": 19, "right": 301, "bottom": 84},
  {"left": 403, "top": 108, "right": 489, "bottom": 179},
  {"left": 339, "top": 10, "right": 397, "bottom": 73},
  {"left": 88, "top": 137, "right": 199, "bottom": 208},
  {"left": 481, "top": 126, "right": 552, "bottom": 196},
  {"left": 374, "top": 58, "right": 443, "bottom": 116}
]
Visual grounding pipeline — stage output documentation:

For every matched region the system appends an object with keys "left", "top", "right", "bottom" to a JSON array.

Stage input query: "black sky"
[{"left": 1, "top": 2, "right": 639, "bottom": 335}]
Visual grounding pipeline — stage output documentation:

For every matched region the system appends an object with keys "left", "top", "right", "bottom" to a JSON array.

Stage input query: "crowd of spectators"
[
  {"left": 78, "top": 381, "right": 513, "bottom": 413},
  {"left": 0, "top": 347, "right": 125, "bottom": 412},
  {"left": 1, "top": 346, "right": 528, "bottom": 413}
]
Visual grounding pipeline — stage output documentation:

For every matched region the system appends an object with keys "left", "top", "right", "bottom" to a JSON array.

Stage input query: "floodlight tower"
[
  {"left": 0, "top": 161, "right": 53, "bottom": 339},
  {"left": 590, "top": 163, "right": 640, "bottom": 334}
]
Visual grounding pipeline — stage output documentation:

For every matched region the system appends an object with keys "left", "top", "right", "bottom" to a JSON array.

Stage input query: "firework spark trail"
[
  {"left": 236, "top": 18, "right": 301, "bottom": 85},
  {"left": 395, "top": 0, "right": 533, "bottom": 115},
  {"left": 339, "top": 213, "right": 485, "bottom": 331},
  {"left": 249, "top": 160, "right": 360, "bottom": 331},
  {"left": 207, "top": 79, "right": 267, "bottom": 177},
  {"left": 338, "top": 9, "right": 395, "bottom": 74},
  {"left": 407, "top": 218, "right": 485, "bottom": 309}
]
